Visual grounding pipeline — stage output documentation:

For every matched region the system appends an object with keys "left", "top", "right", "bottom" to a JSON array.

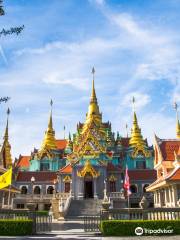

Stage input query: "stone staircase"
[{"left": 65, "top": 199, "right": 102, "bottom": 219}]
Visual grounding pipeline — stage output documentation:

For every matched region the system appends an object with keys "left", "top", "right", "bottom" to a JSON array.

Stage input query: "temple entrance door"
[{"left": 84, "top": 174, "right": 94, "bottom": 199}]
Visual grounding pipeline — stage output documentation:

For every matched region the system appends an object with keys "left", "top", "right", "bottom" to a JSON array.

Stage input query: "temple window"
[
  {"left": 136, "top": 160, "right": 146, "bottom": 169},
  {"left": 34, "top": 186, "right": 41, "bottom": 194},
  {"left": 47, "top": 186, "right": 54, "bottom": 194},
  {"left": 40, "top": 162, "right": 50, "bottom": 171},
  {"left": 21, "top": 186, "right": 28, "bottom": 194},
  {"left": 130, "top": 185, "right": 137, "bottom": 193},
  {"left": 65, "top": 182, "right": 70, "bottom": 193},
  {"left": 143, "top": 184, "right": 149, "bottom": 193},
  {"left": 109, "top": 181, "right": 116, "bottom": 192}
]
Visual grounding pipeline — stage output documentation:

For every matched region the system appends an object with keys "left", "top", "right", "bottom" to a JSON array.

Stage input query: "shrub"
[
  {"left": 36, "top": 210, "right": 49, "bottom": 216},
  {"left": 0, "top": 219, "right": 33, "bottom": 236},
  {"left": 101, "top": 220, "right": 180, "bottom": 236}
]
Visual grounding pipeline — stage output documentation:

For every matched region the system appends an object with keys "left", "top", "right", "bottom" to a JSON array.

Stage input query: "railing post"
[{"left": 28, "top": 211, "right": 36, "bottom": 234}]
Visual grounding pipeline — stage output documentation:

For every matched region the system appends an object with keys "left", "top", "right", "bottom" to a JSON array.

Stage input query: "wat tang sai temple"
[{"left": 7, "top": 69, "right": 179, "bottom": 218}]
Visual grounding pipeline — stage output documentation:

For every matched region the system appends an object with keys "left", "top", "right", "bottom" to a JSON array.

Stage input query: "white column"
[
  {"left": 94, "top": 178, "right": 98, "bottom": 199},
  {"left": 169, "top": 187, "right": 172, "bottom": 207},
  {"left": 172, "top": 185, "right": 178, "bottom": 207},
  {"left": 171, "top": 186, "right": 175, "bottom": 207}
]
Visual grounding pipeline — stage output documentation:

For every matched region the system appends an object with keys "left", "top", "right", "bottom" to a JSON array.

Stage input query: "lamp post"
[{"left": 31, "top": 176, "right": 35, "bottom": 197}]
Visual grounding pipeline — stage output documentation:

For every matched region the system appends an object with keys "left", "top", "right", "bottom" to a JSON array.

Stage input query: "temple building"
[
  {"left": 14, "top": 69, "right": 155, "bottom": 212},
  {"left": 146, "top": 103, "right": 180, "bottom": 207}
]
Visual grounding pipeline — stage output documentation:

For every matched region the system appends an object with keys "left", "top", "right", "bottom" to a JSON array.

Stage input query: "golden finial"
[
  {"left": 41, "top": 100, "right": 57, "bottom": 150},
  {"left": 129, "top": 97, "right": 145, "bottom": 146},
  {"left": 174, "top": 102, "right": 180, "bottom": 139},
  {"left": 91, "top": 67, "right": 97, "bottom": 103},
  {"left": 126, "top": 123, "right": 128, "bottom": 138},
  {"left": 3, "top": 108, "right": 12, "bottom": 168},
  {"left": 4, "top": 108, "right": 10, "bottom": 139},
  {"left": 132, "top": 96, "right": 135, "bottom": 112}
]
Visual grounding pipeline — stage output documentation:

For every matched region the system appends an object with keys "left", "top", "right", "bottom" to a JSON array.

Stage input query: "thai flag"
[{"left": 124, "top": 165, "right": 131, "bottom": 196}]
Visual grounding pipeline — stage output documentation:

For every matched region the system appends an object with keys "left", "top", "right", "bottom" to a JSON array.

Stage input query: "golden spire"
[
  {"left": 129, "top": 97, "right": 145, "bottom": 146},
  {"left": 86, "top": 67, "right": 101, "bottom": 123},
  {"left": 174, "top": 102, "right": 180, "bottom": 139},
  {"left": 41, "top": 100, "right": 57, "bottom": 150},
  {"left": 3, "top": 108, "right": 12, "bottom": 168}
]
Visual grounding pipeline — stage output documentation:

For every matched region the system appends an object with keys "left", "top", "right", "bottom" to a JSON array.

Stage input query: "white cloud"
[{"left": 122, "top": 92, "right": 151, "bottom": 110}]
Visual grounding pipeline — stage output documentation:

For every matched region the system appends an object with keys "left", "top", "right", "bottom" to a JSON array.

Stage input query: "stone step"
[{"left": 66, "top": 199, "right": 102, "bottom": 218}]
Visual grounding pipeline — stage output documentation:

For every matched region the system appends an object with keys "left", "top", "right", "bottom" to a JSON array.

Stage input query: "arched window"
[
  {"left": 130, "top": 185, "right": 137, "bottom": 193},
  {"left": 21, "top": 186, "right": 27, "bottom": 194},
  {"left": 34, "top": 186, "right": 41, "bottom": 194},
  {"left": 47, "top": 186, "right": 54, "bottom": 194},
  {"left": 143, "top": 184, "right": 149, "bottom": 193}
]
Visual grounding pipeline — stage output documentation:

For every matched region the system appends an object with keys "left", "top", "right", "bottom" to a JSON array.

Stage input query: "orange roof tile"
[
  {"left": 59, "top": 164, "right": 72, "bottom": 173},
  {"left": 56, "top": 139, "right": 68, "bottom": 150},
  {"left": 160, "top": 140, "right": 180, "bottom": 161},
  {"left": 168, "top": 168, "right": 180, "bottom": 181},
  {"left": 16, "top": 156, "right": 31, "bottom": 168}
]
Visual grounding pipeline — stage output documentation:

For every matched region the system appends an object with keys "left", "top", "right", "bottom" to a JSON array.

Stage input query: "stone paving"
[{"left": 0, "top": 235, "right": 180, "bottom": 240}]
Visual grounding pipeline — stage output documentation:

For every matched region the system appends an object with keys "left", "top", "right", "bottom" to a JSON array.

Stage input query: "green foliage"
[
  {"left": 0, "top": 0, "right": 4, "bottom": 16},
  {"left": 0, "top": 25, "right": 24, "bottom": 37},
  {"left": 0, "top": 219, "right": 33, "bottom": 236},
  {"left": 36, "top": 210, "right": 49, "bottom": 216},
  {"left": 101, "top": 220, "right": 180, "bottom": 236}
]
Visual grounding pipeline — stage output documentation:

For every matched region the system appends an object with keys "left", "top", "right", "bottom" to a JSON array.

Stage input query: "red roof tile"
[
  {"left": 56, "top": 139, "right": 68, "bottom": 150},
  {"left": 129, "top": 170, "right": 157, "bottom": 181},
  {"left": 16, "top": 156, "right": 31, "bottom": 168},
  {"left": 16, "top": 171, "right": 57, "bottom": 182},
  {"left": 159, "top": 140, "right": 180, "bottom": 161},
  {"left": 59, "top": 164, "right": 72, "bottom": 173}
]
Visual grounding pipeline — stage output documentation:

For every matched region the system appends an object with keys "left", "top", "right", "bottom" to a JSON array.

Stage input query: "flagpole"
[{"left": 127, "top": 192, "right": 130, "bottom": 220}]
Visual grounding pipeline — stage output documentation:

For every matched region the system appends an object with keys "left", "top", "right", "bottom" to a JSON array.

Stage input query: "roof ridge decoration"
[
  {"left": 173, "top": 147, "right": 180, "bottom": 168},
  {"left": 77, "top": 159, "right": 100, "bottom": 178}
]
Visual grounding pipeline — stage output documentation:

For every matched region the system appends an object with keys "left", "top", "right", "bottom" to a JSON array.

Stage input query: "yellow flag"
[{"left": 0, "top": 167, "right": 12, "bottom": 189}]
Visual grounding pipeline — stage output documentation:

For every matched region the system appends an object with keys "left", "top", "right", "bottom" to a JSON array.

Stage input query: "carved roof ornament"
[
  {"left": 174, "top": 102, "right": 180, "bottom": 139},
  {"left": 109, "top": 174, "right": 117, "bottom": 182},
  {"left": 77, "top": 159, "right": 100, "bottom": 178},
  {"left": 63, "top": 175, "right": 72, "bottom": 182}
]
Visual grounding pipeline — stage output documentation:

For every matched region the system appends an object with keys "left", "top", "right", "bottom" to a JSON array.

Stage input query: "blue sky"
[{"left": 0, "top": 0, "right": 180, "bottom": 158}]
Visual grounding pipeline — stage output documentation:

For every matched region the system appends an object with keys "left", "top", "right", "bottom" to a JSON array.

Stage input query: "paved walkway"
[{"left": 0, "top": 235, "right": 180, "bottom": 240}]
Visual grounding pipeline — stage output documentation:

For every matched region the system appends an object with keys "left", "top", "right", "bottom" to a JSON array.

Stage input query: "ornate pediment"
[
  {"left": 109, "top": 174, "right": 117, "bottom": 181},
  {"left": 77, "top": 160, "right": 100, "bottom": 178},
  {"left": 63, "top": 175, "right": 71, "bottom": 182},
  {"left": 131, "top": 144, "right": 151, "bottom": 158}
]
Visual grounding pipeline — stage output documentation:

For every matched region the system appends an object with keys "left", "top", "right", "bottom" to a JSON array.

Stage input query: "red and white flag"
[{"left": 124, "top": 165, "right": 131, "bottom": 196}]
